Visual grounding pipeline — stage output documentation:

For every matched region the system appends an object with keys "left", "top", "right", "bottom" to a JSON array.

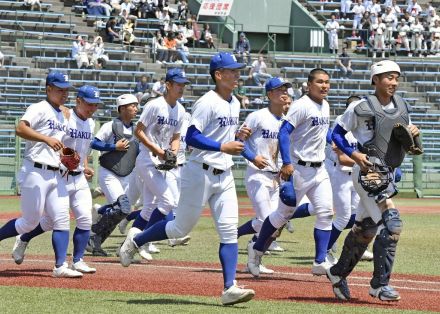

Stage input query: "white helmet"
[
  {"left": 370, "top": 60, "right": 401, "bottom": 85},
  {"left": 116, "top": 94, "right": 138, "bottom": 110}
]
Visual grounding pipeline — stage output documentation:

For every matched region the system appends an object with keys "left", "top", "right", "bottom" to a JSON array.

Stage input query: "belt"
[
  {"left": 265, "top": 171, "right": 279, "bottom": 175},
  {"left": 202, "top": 163, "right": 224, "bottom": 175},
  {"left": 178, "top": 164, "right": 184, "bottom": 167},
  {"left": 297, "top": 160, "right": 322, "bottom": 168},
  {"left": 34, "top": 162, "right": 59, "bottom": 171},
  {"left": 348, "top": 172, "right": 352, "bottom": 176},
  {"left": 62, "top": 170, "right": 82, "bottom": 176}
]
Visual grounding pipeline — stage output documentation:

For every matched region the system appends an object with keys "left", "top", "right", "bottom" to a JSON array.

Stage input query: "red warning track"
[{"left": 0, "top": 255, "right": 439, "bottom": 311}]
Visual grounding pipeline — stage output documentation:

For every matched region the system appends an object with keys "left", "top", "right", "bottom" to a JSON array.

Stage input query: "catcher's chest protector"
[
  {"left": 355, "top": 95, "right": 409, "bottom": 168},
  {"left": 99, "top": 118, "right": 139, "bottom": 176}
]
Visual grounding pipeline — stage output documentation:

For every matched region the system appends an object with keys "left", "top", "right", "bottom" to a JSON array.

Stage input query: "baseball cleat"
[
  {"left": 268, "top": 241, "right": 285, "bottom": 252},
  {"left": 285, "top": 220, "right": 295, "bottom": 233},
  {"left": 360, "top": 250, "right": 374, "bottom": 261},
  {"left": 118, "top": 218, "right": 129, "bottom": 234},
  {"left": 244, "top": 264, "right": 274, "bottom": 275},
  {"left": 311, "top": 260, "right": 332, "bottom": 276},
  {"left": 12, "top": 235, "right": 28, "bottom": 265},
  {"left": 91, "top": 187, "right": 103, "bottom": 199},
  {"left": 221, "top": 281, "right": 255, "bottom": 306},
  {"left": 326, "top": 268, "right": 351, "bottom": 301},
  {"left": 148, "top": 242, "right": 160, "bottom": 254},
  {"left": 53, "top": 263, "right": 83, "bottom": 278},
  {"left": 168, "top": 235, "right": 191, "bottom": 247},
  {"left": 71, "top": 259, "right": 96, "bottom": 273},
  {"left": 326, "top": 250, "right": 338, "bottom": 265},
  {"left": 119, "top": 228, "right": 141, "bottom": 267},
  {"left": 369, "top": 285, "right": 401, "bottom": 301},
  {"left": 246, "top": 241, "right": 263, "bottom": 277},
  {"left": 138, "top": 244, "right": 153, "bottom": 261}
]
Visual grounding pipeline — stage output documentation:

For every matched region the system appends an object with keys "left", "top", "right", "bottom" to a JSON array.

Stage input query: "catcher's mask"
[{"left": 358, "top": 158, "right": 394, "bottom": 196}]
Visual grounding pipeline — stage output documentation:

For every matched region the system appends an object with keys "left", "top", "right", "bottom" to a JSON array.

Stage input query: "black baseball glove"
[{"left": 155, "top": 149, "right": 177, "bottom": 171}]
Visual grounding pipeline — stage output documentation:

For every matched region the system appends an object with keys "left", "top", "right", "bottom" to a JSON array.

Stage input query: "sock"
[
  {"left": 52, "top": 230, "right": 69, "bottom": 268},
  {"left": 165, "top": 211, "right": 174, "bottom": 222},
  {"left": 145, "top": 208, "right": 166, "bottom": 229},
  {"left": 251, "top": 235, "right": 258, "bottom": 242},
  {"left": 132, "top": 214, "right": 148, "bottom": 230},
  {"left": 327, "top": 224, "right": 343, "bottom": 251},
  {"left": 73, "top": 228, "right": 90, "bottom": 263},
  {"left": 237, "top": 219, "right": 256, "bottom": 238},
  {"left": 219, "top": 243, "right": 238, "bottom": 289},
  {"left": 126, "top": 210, "right": 141, "bottom": 221},
  {"left": 263, "top": 236, "right": 276, "bottom": 252},
  {"left": 0, "top": 219, "right": 19, "bottom": 241},
  {"left": 21, "top": 223, "right": 45, "bottom": 243},
  {"left": 253, "top": 218, "right": 277, "bottom": 252},
  {"left": 345, "top": 214, "right": 356, "bottom": 229},
  {"left": 133, "top": 220, "right": 168, "bottom": 247},
  {"left": 97, "top": 204, "right": 112, "bottom": 215},
  {"left": 291, "top": 203, "right": 310, "bottom": 219},
  {"left": 314, "top": 228, "right": 331, "bottom": 264}
]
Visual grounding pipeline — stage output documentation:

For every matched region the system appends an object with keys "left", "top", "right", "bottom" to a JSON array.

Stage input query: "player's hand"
[
  {"left": 280, "top": 163, "right": 294, "bottom": 181},
  {"left": 408, "top": 124, "right": 420, "bottom": 137},
  {"left": 220, "top": 141, "right": 244, "bottom": 155},
  {"left": 115, "top": 139, "right": 129, "bottom": 151},
  {"left": 236, "top": 124, "right": 252, "bottom": 141},
  {"left": 252, "top": 155, "right": 269, "bottom": 169},
  {"left": 84, "top": 167, "right": 94, "bottom": 181},
  {"left": 46, "top": 137, "right": 63, "bottom": 152},
  {"left": 351, "top": 151, "right": 372, "bottom": 173},
  {"left": 157, "top": 149, "right": 166, "bottom": 160}
]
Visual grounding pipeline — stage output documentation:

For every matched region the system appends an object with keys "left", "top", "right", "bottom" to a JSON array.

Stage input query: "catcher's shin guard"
[
  {"left": 370, "top": 208, "right": 402, "bottom": 288},
  {"left": 331, "top": 218, "right": 378, "bottom": 278},
  {"left": 91, "top": 194, "right": 131, "bottom": 244}
]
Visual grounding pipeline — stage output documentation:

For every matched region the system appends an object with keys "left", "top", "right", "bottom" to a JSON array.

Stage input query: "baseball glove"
[
  {"left": 358, "top": 163, "right": 393, "bottom": 196},
  {"left": 155, "top": 149, "right": 177, "bottom": 171},
  {"left": 392, "top": 123, "right": 423, "bottom": 155},
  {"left": 60, "top": 147, "right": 80, "bottom": 171}
]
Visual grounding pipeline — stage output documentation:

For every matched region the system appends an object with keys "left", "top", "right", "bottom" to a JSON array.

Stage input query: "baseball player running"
[
  {"left": 0, "top": 71, "right": 82, "bottom": 277},
  {"left": 87, "top": 94, "right": 139, "bottom": 256},
  {"left": 12, "top": 85, "right": 101, "bottom": 274},
  {"left": 326, "top": 60, "right": 421, "bottom": 302},
  {"left": 247, "top": 68, "right": 334, "bottom": 277},
  {"left": 119, "top": 52, "right": 255, "bottom": 306}
]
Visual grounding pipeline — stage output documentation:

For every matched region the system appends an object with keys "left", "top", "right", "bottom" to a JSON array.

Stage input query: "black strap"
[{"left": 34, "top": 162, "right": 59, "bottom": 171}]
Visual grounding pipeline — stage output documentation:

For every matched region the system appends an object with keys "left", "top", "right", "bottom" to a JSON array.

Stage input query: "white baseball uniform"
[
  {"left": 165, "top": 90, "right": 241, "bottom": 244},
  {"left": 325, "top": 20, "right": 340, "bottom": 51},
  {"left": 136, "top": 96, "right": 185, "bottom": 221},
  {"left": 16, "top": 100, "right": 70, "bottom": 234}
]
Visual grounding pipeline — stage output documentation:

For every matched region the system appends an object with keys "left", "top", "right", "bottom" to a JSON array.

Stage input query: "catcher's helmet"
[{"left": 358, "top": 162, "right": 394, "bottom": 196}]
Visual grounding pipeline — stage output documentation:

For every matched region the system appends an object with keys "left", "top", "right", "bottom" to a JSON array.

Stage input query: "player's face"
[
  {"left": 76, "top": 98, "right": 99, "bottom": 119},
  {"left": 308, "top": 73, "right": 330, "bottom": 102},
  {"left": 46, "top": 85, "right": 69, "bottom": 107},
  {"left": 374, "top": 72, "right": 399, "bottom": 97},
  {"left": 216, "top": 68, "right": 241, "bottom": 91},
  {"left": 166, "top": 81, "right": 186, "bottom": 100},
  {"left": 268, "top": 86, "right": 289, "bottom": 105},
  {"left": 120, "top": 103, "right": 138, "bottom": 120}
]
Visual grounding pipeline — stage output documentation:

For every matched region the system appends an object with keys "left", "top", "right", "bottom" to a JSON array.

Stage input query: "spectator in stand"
[
  {"left": 233, "top": 78, "right": 250, "bottom": 110},
  {"left": 175, "top": 32, "right": 189, "bottom": 64},
  {"left": 326, "top": 14, "right": 340, "bottom": 54},
  {"left": 293, "top": 82, "right": 308, "bottom": 100},
  {"left": 382, "top": 7, "right": 397, "bottom": 46},
  {"left": 182, "top": 19, "right": 195, "bottom": 47},
  {"left": 359, "top": 11, "right": 371, "bottom": 46},
  {"left": 0, "top": 50, "right": 4, "bottom": 67},
  {"left": 110, "top": 0, "right": 121, "bottom": 14},
  {"left": 162, "top": 8, "right": 172, "bottom": 31},
  {"left": 191, "top": 15, "right": 201, "bottom": 43},
  {"left": 200, "top": 23, "right": 215, "bottom": 49},
  {"left": 177, "top": 0, "right": 189, "bottom": 20},
  {"left": 427, "top": 10, "right": 440, "bottom": 27},
  {"left": 371, "top": 16, "right": 386, "bottom": 58},
  {"left": 397, "top": 19, "right": 411, "bottom": 55},
  {"left": 406, "top": 0, "right": 422, "bottom": 17},
  {"left": 337, "top": 47, "right": 353, "bottom": 78},
  {"left": 422, "top": 21, "right": 432, "bottom": 55},
  {"left": 105, "top": 16, "right": 120, "bottom": 42},
  {"left": 369, "top": 0, "right": 381, "bottom": 16},
  {"left": 134, "top": 74, "right": 151, "bottom": 103},
  {"left": 153, "top": 30, "right": 168, "bottom": 64},
  {"left": 403, "top": 11, "right": 415, "bottom": 25},
  {"left": 390, "top": 0, "right": 401, "bottom": 17},
  {"left": 234, "top": 32, "right": 251, "bottom": 65},
  {"left": 363, "top": 0, "right": 373, "bottom": 13},
  {"left": 431, "top": 20, "right": 440, "bottom": 55},
  {"left": 340, "top": 0, "right": 352, "bottom": 20},
  {"left": 120, "top": 0, "right": 135, "bottom": 16},
  {"left": 72, "top": 35, "right": 90, "bottom": 69},
  {"left": 88, "top": 0, "right": 113, "bottom": 16},
  {"left": 248, "top": 55, "right": 272, "bottom": 87},
  {"left": 352, "top": 0, "right": 366, "bottom": 37},
  {"left": 410, "top": 17, "right": 424, "bottom": 56},
  {"left": 24, "top": 0, "right": 42, "bottom": 11},
  {"left": 163, "top": 31, "right": 177, "bottom": 62},
  {"left": 122, "top": 16, "right": 137, "bottom": 45},
  {"left": 150, "top": 77, "right": 166, "bottom": 97},
  {"left": 90, "top": 36, "right": 108, "bottom": 69}
]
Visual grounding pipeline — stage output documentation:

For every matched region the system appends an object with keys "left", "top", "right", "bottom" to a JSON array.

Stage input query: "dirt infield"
[{"left": 0, "top": 255, "right": 439, "bottom": 311}]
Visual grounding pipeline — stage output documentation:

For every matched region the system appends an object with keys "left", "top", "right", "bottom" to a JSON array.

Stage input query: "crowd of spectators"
[{"left": 71, "top": 35, "right": 109, "bottom": 69}]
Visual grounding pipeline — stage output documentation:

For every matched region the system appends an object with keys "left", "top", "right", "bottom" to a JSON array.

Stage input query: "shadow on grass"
[
  {"left": 115, "top": 298, "right": 250, "bottom": 308},
  {"left": 0, "top": 268, "right": 51, "bottom": 278},
  {"left": 282, "top": 295, "right": 398, "bottom": 307}
]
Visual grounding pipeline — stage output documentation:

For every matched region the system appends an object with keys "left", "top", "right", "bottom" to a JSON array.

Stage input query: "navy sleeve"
[
  {"left": 185, "top": 125, "right": 221, "bottom": 151},
  {"left": 278, "top": 120, "right": 294, "bottom": 165},
  {"left": 90, "top": 138, "right": 116, "bottom": 151},
  {"left": 331, "top": 124, "right": 355, "bottom": 157},
  {"left": 394, "top": 167, "right": 402, "bottom": 183},
  {"left": 326, "top": 127, "right": 333, "bottom": 144},
  {"left": 241, "top": 141, "right": 256, "bottom": 161}
]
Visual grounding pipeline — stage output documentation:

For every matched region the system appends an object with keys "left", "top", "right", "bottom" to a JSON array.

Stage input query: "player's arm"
[
  {"left": 16, "top": 120, "right": 63, "bottom": 151},
  {"left": 185, "top": 125, "right": 244, "bottom": 155},
  {"left": 278, "top": 120, "right": 295, "bottom": 180},
  {"left": 83, "top": 156, "right": 95, "bottom": 180},
  {"left": 169, "top": 132, "right": 181, "bottom": 154},
  {"left": 333, "top": 143, "right": 355, "bottom": 167},
  {"left": 135, "top": 121, "right": 166, "bottom": 159}
]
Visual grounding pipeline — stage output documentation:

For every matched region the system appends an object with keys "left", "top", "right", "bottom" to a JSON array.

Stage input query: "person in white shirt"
[
  {"left": 372, "top": 16, "right": 386, "bottom": 58},
  {"left": 390, "top": 0, "right": 401, "bottom": 17},
  {"left": 340, "top": 0, "right": 352, "bottom": 20},
  {"left": 352, "top": 0, "right": 366, "bottom": 36},
  {"left": 430, "top": 20, "right": 440, "bottom": 54},
  {"left": 382, "top": 7, "right": 398, "bottom": 44},
  {"left": 410, "top": 17, "right": 424, "bottom": 56},
  {"left": 363, "top": 0, "right": 373, "bottom": 12},
  {"left": 248, "top": 55, "right": 272, "bottom": 87},
  {"left": 326, "top": 14, "right": 340, "bottom": 54},
  {"left": 406, "top": 0, "right": 422, "bottom": 17},
  {"left": 369, "top": 0, "right": 382, "bottom": 16},
  {"left": 397, "top": 19, "right": 411, "bottom": 54},
  {"left": 150, "top": 77, "right": 166, "bottom": 97}
]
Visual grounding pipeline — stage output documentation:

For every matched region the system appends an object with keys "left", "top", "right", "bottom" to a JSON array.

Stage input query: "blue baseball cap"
[
  {"left": 165, "top": 68, "right": 191, "bottom": 84},
  {"left": 209, "top": 52, "right": 246, "bottom": 73},
  {"left": 46, "top": 71, "right": 72, "bottom": 89},
  {"left": 77, "top": 85, "right": 102, "bottom": 104},
  {"left": 265, "top": 77, "right": 292, "bottom": 92}
]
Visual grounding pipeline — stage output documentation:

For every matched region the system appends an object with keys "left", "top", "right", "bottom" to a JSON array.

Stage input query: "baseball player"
[
  {"left": 326, "top": 60, "right": 420, "bottom": 302},
  {"left": 118, "top": 52, "right": 255, "bottom": 306},
  {"left": 325, "top": 14, "right": 340, "bottom": 54},
  {"left": 12, "top": 85, "right": 101, "bottom": 274},
  {"left": 0, "top": 71, "right": 82, "bottom": 277},
  {"left": 247, "top": 68, "right": 334, "bottom": 277},
  {"left": 86, "top": 93, "right": 139, "bottom": 256}
]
